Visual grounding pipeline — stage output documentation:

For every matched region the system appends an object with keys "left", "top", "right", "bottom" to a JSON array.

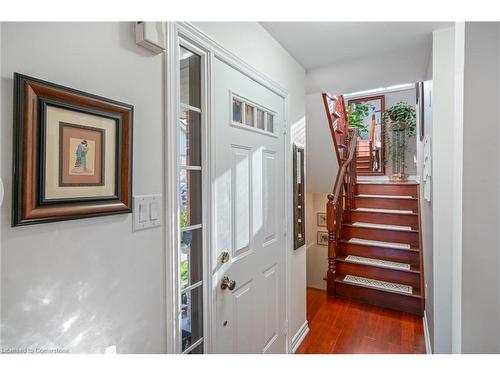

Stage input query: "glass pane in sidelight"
[
  {"left": 180, "top": 169, "right": 202, "bottom": 229},
  {"left": 180, "top": 47, "right": 201, "bottom": 109},
  {"left": 187, "top": 344, "right": 203, "bottom": 354},
  {"left": 245, "top": 104, "right": 254, "bottom": 126},
  {"left": 256, "top": 109, "right": 265, "bottom": 130},
  {"left": 179, "top": 108, "right": 201, "bottom": 167},
  {"left": 233, "top": 98, "right": 243, "bottom": 123},
  {"left": 267, "top": 113, "right": 274, "bottom": 133},
  {"left": 180, "top": 228, "right": 203, "bottom": 290},
  {"left": 181, "top": 286, "right": 203, "bottom": 352}
]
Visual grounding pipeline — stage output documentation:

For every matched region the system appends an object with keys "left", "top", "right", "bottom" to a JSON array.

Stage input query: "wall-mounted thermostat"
[{"left": 135, "top": 22, "right": 166, "bottom": 54}]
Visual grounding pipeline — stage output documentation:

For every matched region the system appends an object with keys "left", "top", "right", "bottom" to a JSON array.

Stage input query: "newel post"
[{"left": 326, "top": 193, "right": 337, "bottom": 296}]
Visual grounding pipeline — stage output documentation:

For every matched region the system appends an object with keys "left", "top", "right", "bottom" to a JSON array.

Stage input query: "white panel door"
[{"left": 213, "top": 58, "right": 286, "bottom": 354}]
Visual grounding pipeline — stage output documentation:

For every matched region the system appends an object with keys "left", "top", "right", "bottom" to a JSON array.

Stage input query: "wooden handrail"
[
  {"left": 322, "top": 93, "right": 349, "bottom": 164},
  {"left": 323, "top": 93, "right": 358, "bottom": 296}
]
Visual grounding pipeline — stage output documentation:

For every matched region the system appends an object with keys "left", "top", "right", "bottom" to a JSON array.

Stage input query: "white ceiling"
[{"left": 260, "top": 22, "right": 451, "bottom": 71}]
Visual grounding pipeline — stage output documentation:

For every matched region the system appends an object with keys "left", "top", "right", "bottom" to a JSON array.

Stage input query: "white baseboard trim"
[
  {"left": 290, "top": 320, "right": 309, "bottom": 353},
  {"left": 423, "top": 310, "right": 432, "bottom": 354}
]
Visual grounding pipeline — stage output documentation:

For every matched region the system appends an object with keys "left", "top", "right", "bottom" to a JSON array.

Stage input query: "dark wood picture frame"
[
  {"left": 317, "top": 212, "right": 327, "bottom": 227},
  {"left": 317, "top": 231, "right": 328, "bottom": 246},
  {"left": 348, "top": 95, "right": 386, "bottom": 176},
  {"left": 416, "top": 82, "right": 425, "bottom": 141},
  {"left": 293, "top": 143, "right": 305, "bottom": 250},
  {"left": 12, "top": 73, "right": 133, "bottom": 226}
]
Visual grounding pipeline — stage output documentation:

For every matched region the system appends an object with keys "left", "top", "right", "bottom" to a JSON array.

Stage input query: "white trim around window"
[
  {"left": 229, "top": 91, "right": 278, "bottom": 138},
  {"left": 167, "top": 21, "right": 293, "bottom": 354}
]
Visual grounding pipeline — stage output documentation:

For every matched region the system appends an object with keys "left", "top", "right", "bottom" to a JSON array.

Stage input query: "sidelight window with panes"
[{"left": 178, "top": 45, "right": 204, "bottom": 354}]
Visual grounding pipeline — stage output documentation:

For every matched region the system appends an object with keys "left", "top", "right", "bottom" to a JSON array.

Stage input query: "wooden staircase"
[
  {"left": 322, "top": 92, "right": 424, "bottom": 316},
  {"left": 333, "top": 181, "right": 424, "bottom": 315},
  {"left": 356, "top": 140, "right": 372, "bottom": 173}
]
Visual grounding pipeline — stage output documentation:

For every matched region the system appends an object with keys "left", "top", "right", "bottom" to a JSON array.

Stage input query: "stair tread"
[
  {"left": 344, "top": 223, "right": 419, "bottom": 234},
  {"left": 357, "top": 194, "right": 415, "bottom": 199},
  {"left": 353, "top": 207, "right": 416, "bottom": 215},
  {"left": 351, "top": 221, "right": 413, "bottom": 231},
  {"left": 356, "top": 181, "right": 419, "bottom": 185},
  {"left": 339, "top": 238, "right": 420, "bottom": 252},
  {"left": 345, "top": 237, "right": 413, "bottom": 250},
  {"left": 336, "top": 274, "right": 422, "bottom": 298},
  {"left": 338, "top": 255, "right": 420, "bottom": 273}
]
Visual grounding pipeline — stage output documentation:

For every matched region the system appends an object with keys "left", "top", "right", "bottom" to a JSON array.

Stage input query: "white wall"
[
  {"left": 0, "top": 21, "right": 307, "bottom": 354},
  {"left": 180, "top": 22, "right": 308, "bottom": 349},
  {"left": 417, "top": 80, "right": 434, "bottom": 350},
  {"left": 461, "top": 22, "right": 500, "bottom": 353},
  {"left": 306, "top": 93, "right": 338, "bottom": 193},
  {"left": 306, "top": 43, "right": 431, "bottom": 95},
  {"left": 0, "top": 22, "right": 166, "bottom": 353},
  {"left": 430, "top": 26, "right": 456, "bottom": 354},
  {"left": 305, "top": 193, "right": 328, "bottom": 290}
]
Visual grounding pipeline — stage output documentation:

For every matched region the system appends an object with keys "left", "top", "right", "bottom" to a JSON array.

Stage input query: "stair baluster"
[{"left": 322, "top": 93, "right": 358, "bottom": 297}]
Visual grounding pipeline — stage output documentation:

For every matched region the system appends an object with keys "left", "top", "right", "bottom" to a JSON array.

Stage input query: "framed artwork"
[
  {"left": 317, "top": 231, "right": 329, "bottom": 246},
  {"left": 317, "top": 212, "right": 327, "bottom": 227},
  {"left": 416, "top": 81, "right": 425, "bottom": 141},
  {"left": 293, "top": 143, "right": 305, "bottom": 250},
  {"left": 12, "top": 73, "right": 133, "bottom": 226}
]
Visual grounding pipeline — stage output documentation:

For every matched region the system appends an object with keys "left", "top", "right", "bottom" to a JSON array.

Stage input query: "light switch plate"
[{"left": 133, "top": 194, "right": 161, "bottom": 231}]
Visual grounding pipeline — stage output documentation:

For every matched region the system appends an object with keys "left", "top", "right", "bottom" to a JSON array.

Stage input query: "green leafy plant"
[
  {"left": 180, "top": 259, "right": 188, "bottom": 289},
  {"left": 180, "top": 208, "right": 189, "bottom": 229},
  {"left": 382, "top": 102, "right": 416, "bottom": 180},
  {"left": 347, "top": 102, "right": 375, "bottom": 137},
  {"left": 382, "top": 101, "right": 416, "bottom": 135}
]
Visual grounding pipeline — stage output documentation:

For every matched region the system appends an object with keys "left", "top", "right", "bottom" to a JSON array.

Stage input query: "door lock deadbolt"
[{"left": 220, "top": 250, "right": 230, "bottom": 264}]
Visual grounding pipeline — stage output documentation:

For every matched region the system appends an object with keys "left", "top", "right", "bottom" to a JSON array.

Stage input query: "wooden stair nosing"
[
  {"left": 339, "top": 242, "right": 420, "bottom": 267},
  {"left": 334, "top": 275, "right": 422, "bottom": 299},
  {"left": 351, "top": 211, "right": 419, "bottom": 230},
  {"left": 336, "top": 255, "right": 421, "bottom": 274},
  {"left": 338, "top": 238, "right": 420, "bottom": 253},
  {"left": 336, "top": 261, "right": 421, "bottom": 288},
  {"left": 356, "top": 184, "right": 418, "bottom": 198},
  {"left": 354, "top": 196, "right": 419, "bottom": 212},
  {"left": 355, "top": 194, "right": 417, "bottom": 200},
  {"left": 356, "top": 181, "right": 420, "bottom": 186},
  {"left": 342, "top": 227, "right": 419, "bottom": 249},
  {"left": 333, "top": 277, "right": 423, "bottom": 315},
  {"left": 343, "top": 223, "right": 419, "bottom": 236}
]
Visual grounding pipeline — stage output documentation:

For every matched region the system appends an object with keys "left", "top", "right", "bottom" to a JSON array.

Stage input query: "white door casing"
[{"left": 213, "top": 57, "right": 287, "bottom": 354}]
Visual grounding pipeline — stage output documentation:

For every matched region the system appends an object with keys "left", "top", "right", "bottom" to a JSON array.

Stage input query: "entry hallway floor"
[{"left": 296, "top": 288, "right": 426, "bottom": 354}]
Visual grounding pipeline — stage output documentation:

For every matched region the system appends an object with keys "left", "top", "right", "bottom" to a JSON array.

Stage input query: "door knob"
[{"left": 220, "top": 276, "right": 236, "bottom": 291}]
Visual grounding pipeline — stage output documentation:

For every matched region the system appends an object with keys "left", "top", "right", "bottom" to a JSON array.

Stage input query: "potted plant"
[
  {"left": 382, "top": 102, "right": 416, "bottom": 181},
  {"left": 347, "top": 102, "right": 375, "bottom": 138}
]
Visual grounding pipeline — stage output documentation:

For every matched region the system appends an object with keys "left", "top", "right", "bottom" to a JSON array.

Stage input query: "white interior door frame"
[{"left": 165, "top": 21, "right": 293, "bottom": 354}]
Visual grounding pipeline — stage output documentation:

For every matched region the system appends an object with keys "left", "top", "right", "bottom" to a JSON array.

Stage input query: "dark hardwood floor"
[{"left": 296, "top": 287, "right": 426, "bottom": 354}]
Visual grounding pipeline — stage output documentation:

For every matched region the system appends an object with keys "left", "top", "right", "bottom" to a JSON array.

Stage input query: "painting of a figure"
[
  {"left": 59, "top": 122, "right": 104, "bottom": 187},
  {"left": 70, "top": 139, "right": 94, "bottom": 175}
]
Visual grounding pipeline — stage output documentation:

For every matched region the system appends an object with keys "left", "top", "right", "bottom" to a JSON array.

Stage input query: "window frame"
[
  {"left": 175, "top": 38, "right": 209, "bottom": 355},
  {"left": 230, "top": 92, "right": 278, "bottom": 138}
]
